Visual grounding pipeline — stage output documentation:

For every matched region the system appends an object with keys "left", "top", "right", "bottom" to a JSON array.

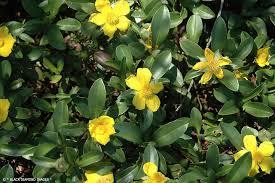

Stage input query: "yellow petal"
[
  {"left": 145, "top": 95, "right": 160, "bottom": 112},
  {"left": 85, "top": 172, "right": 101, "bottom": 183},
  {"left": 143, "top": 162, "right": 158, "bottom": 177},
  {"left": 258, "top": 141, "right": 274, "bottom": 157},
  {"left": 256, "top": 47, "right": 269, "bottom": 67},
  {"left": 0, "top": 31, "right": 16, "bottom": 57},
  {"left": 249, "top": 160, "right": 259, "bottom": 176},
  {"left": 116, "top": 16, "right": 130, "bottom": 32},
  {"left": 199, "top": 71, "right": 212, "bottom": 84},
  {"left": 218, "top": 56, "right": 231, "bottom": 66},
  {"left": 133, "top": 93, "right": 146, "bottom": 110},
  {"left": 204, "top": 48, "right": 214, "bottom": 62},
  {"left": 0, "top": 99, "right": 10, "bottom": 123},
  {"left": 136, "top": 68, "right": 152, "bottom": 86},
  {"left": 95, "top": 0, "right": 111, "bottom": 12},
  {"left": 95, "top": 134, "right": 111, "bottom": 145},
  {"left": 89, "top": 13, "right": 107, "bottom": 26},
  {"left": 193, "top": 61, "right": 208, "bottom": 71},
  {"left": 150, "top": 82, "right": 163, "bottom": 94},
  {"left": 103, "top": 23, "right": 117, "bottom": 38},
  {"left": 98, "top": 116, "right": 115, "bottom": 126},
  {"left": 113, "top": 0, "right": 130, "bottom": 16},
  {"left": 85, "top": 172, "right": 114, "bottom": 183},
  {"left": 234, "top": 149, "right": 248, "bottom": 161},
  {"left": 125, "top": 75, "right": 142, "bottom": 91},
  {"left": 243, "top": 135, "right": 257, "bottom": 152},
  {"left": 213, "top": 68, "right": 224, "bottom": 79},
  {"left": 150, "top": 172, "right": 168, "bottom": 183},
  {"left": 0, "top": 26, "right": 9, "bottom": 37},
  {"left": 259, "top": 157, "right": 273, "bottom": 174}
]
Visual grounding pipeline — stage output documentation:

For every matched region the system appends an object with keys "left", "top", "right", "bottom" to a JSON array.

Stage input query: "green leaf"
[
  {"left": 116, "top": 165, "right": 138, "bottom": 183},
  {"left": 211, "top": 17, "right": 227, "bottom": 51},
  {"left": 170, "top": 9, "right": 187, "bottom": 28},
  {"left": 153, "top": 117, "right": 189, "bottom": 147},
  {"left": 32, "top": 98, "right": 53, "bottom": 112},
  {"left": 247, "top": 17, "right": 267, "bottom": 48},
  {"left": 21, "top": 0, "right": 44, "bottom": 17},
  {"left": 88, "top": 78, "right": 106, "bottom": 119},
  {"left": 32, "top": 166, "right": 50, "bottom": 178},
  {"left": 164, "top": 65, "right": 184, "bottom": 87},
  {"left": 243, "top": 83, "right": 264, "bottom": 102},
  {"left": 0, "top": 60, "right": 12, "bottom": 80},
  {"left": 151, "top": 50, "right": 172, "bottom": 79},
  {"left": 52, "top": 100, "right": 69, "bottom": 130},
  {"left": 115, "top": 122, "right": 143, "bottom": 144},
  {"left": 31, "top": 156, "right": 57, "bottom": 168},
  {"left": 184, "top": 70, "right": 202, "bottom": 81},
  {"left": 56, "top": 18, "right": 81, "bottom": 31},
  {"left": 143, "top": 143, "right": 159, "bottom": 165},
  {"left": 206, "top": 144, "right": 219, "bottom": 172},
  {"left": 218, "top": 100, "right": 239, "bottom": 116},
  {"left": 46, "top": 25, "right": 65, "bottom": 50},
  {"left": 77, "top": 150, "right": 104, "bottom": 167},
  {"left": 116, "top": 45, "right": 133, "bottom": 71},
  {"left": 0, "top": 164, "right": 14, "bottom": 183},
  {"left": 190, "top": 107, "right": 202, "bottom": 133},
  {"left": 192, "top": 4, "right": 215, "bottom": 19},
  {"left": 59, "top": 123, "right": 85, "bottom": 136},
  {"left": 225, "top": 152, "right": 252, "bottom": 183},
  {"left": 219, "top": 70, "right": 239, "bottom": 92},
  {"left": 220, "top": 122, "right": 243, "bottom": 150},
  {"left": 180, "top": 39, "right": 204, "bottom": 58},
  {"left": 243, "top": 101, "right": 274, "bottom": 118},
  {"left": 0, "top": 144, "right": 34, "bottom": 157},
  {"left": 186, "top": 15, "right": 203, "bottom": 43},
  {"left": 151, "top": 5, "right": 171, "bottom": 46},
  {"left": 234, "top": 36, "right": 254, "bottom": 60},
  {"left": 104, "top": 144, "right": 126, "bottom": 163},
  {"left": 214, "top": 87, "right": 235, "bottom": 103}
]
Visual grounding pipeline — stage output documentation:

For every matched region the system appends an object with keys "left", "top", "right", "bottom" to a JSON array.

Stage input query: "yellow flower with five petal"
[
  {"left": 0, "top": 99, "right": 10, "bottom": 124},
  {"left": 142, "top": 162, "right": 168, "bottom": 183},
  {"left": 256, "top": 47, "right": 270, "bottom": 67},
  {"left": 125, "top": 68, "right": 163, "bottom": 112},
  {"left": 193, "top": 48, "right": 231, "bottom": 84},
  {"left": 89, "top": 0, "right": 131, "bottom": 39},
  {"left": 0, "top": 26, "right": 16, "bottom": 57},
  {"left": 88, "top": 115, "right": 116, "bottom": 145},
  {"left": 84, "top": 171, "right": 114, "bottom": 183},
  {"left": 234, "top": 135, "right": 275, "bottom": 176}
]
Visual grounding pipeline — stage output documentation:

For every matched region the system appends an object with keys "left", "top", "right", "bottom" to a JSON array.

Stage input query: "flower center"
[
  {"left": 0, "top": 39, "right": 4, "bottom": 48},
  {"left": 107, "top": 13, "right": 119, "bottom": 25},
  {"left": 140, "top": 85, "right": 153, "bottom": 97},
  {"left": 253, "top": 150, "right": 263, "bottom": 163},
  {"left": 208, "top": 59, "right": 220, "bottom": 72}
]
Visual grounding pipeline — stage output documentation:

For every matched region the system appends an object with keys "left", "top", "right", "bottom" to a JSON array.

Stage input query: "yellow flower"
[
  {"left": 193, "top": 48, "right": 231, "bottom": 84},
  {"left": 0, "top": 99, "right": 10, "bottom": 124},
  {"left": 88, "top": 115, "right": 116, "bottom": 145},
  {"left": 234, "top": 135, "right": 275, "bottom": 176},
  {"left": 234, "top": 70, "right": 248, "bottom": 80},
  {"left": 89, "top": 0, "right": 131, "bottom": 39},
  {"left": 256, "top": 47, "right": 270, "bottom": 67},
  {"left": 125, "top": 68, "right": 163, "bottom": 112},
  {"left": 0, "top": 26, "right": 16, "bottom": 57},
  {"left": 142, "top": 162, "right": 168, "bottom": 183},
  {"left": 84, "top": 171, "right": 114, "bottom": 183}
]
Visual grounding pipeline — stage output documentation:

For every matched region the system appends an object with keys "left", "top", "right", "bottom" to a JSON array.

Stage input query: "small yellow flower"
[
  {"left": 234, "top": 135, "right": 275, "bottom": 176},
  {"left": 142, "top": 162, "right": 168, "bottom": 183},
  {"left": 256, "top": 47, "right": 270, "bottom": 67},
  {"left": 88, "top": 115, "right": 116, "bottom": 145},
  {"left": 193, "top": 48, "right": 231, "bottom": 84},
  {"left": 125, "top": 68, "right": 163, "bottom": 112},
  {"left": 234, "top": 70, "right": 248, "bottom": 80},
  {"left": 0, "top": 99, "right": 10, "bottom": 124},
  {"left": 0, "top": 26, "right": 16, "bottom": 57},
  {"left": 84, "top": 171, "right": 114, "bottom": 183},
  {"left": 89, "top": 0, "right": 131, "bottom": 39}
]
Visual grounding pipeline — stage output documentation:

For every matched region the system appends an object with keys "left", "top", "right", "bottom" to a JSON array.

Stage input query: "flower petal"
[
  {"left": 0, "top": 33, "right": 16, "bottom": 57},
  {"left": 136, "top": 68, "right": 152, "bottom": 86},
  {"left": 89, "top": 13, "right": 107, "bottom": 26},
  {"left": 116, "top": 16, "right": 130, "bottom": 32},
  {"left": 0, "top": 99, "right": 10, "bottom": 123},
  {"left": 102, "top": 23, "right": 117, "bottom": 38},
  {"left": 199, "top": 71, "right": 212, "bottom": 84},
  {"left": 193, "top": 61, "right": 208, "bottom": 71},
  {"left": 145, "top": 95, "right": 160, "bottom": 112},
  {"left": 204, "top": 48, "right": 214, "bottom": 62},
  {"left": 249, "top": 160, "right": 259, "bottom": 176},
  {"left": 243, "top": 135, "right": 257, "bottom": 152},
  {"left": 95, "top": 0, "right": 111, "bottom": 12},
  {"left": 218, "top": 56, "right": 231, "bottom": 66},
  {"left": 259, "top": 157, "right": 273, "bottom": 174},
  {"left": 213, "top": 68, "right": 224, "bottom": 79},
  {"left": 113, "top": 0, "right": 130, "bottom": 16},
  {"left": 234, "top": 149, "right": 248, "bottom": 161},
  {"left": 125, "top": 75, "right": 142, "bottom": 91},
  {"left": 150, "top": 82, "right": 163, "bottom": 94},
  {"left": 258, "top": 141, "right": 274, "bottom": 157},
  {"left": 256, "top": 47, "right": 269, "bottom": 67},
  {"left": 133, "top": 93, "right": 146, "bottom": 110},
  {"left": 143, "top": 162, "right": 158, "bottom": 177},
  {"left": 98, "top": 116, "right": 115, "bottom": 126}
]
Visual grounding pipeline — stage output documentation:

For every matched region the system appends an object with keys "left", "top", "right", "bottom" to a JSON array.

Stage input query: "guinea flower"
[
  {"left": 193, "top": 48, "right": 231, "bottom": 84},
  {"left": 0, "top": 99, "right": 10, "bottom": 124},
  {"left": 256, "top": 47, "right": 270, "bottom": 67},
  {"left": 0, "top": 26, "right": 16, "bottom": 57},
  {"left": 125, "top": 68, "right": 163, "bottom": 112},
  {"left": 88, "top": 115, "right": 115, "bottom": 145},
  {"left": 234, "top": 135, "right": 275, "bottom": 176},
  {"left": 142, "top": 162, "right": 168, "bottom": 183},
  {"left": 84, "top": 171, "right": 114, "bottom": 183},
  {"left": 89, "top": 0, "right": 131, "bottom": 39}
]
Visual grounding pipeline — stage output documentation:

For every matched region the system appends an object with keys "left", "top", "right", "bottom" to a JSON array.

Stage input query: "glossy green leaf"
[
  {"left": 220, "top": 122, "right": 243, "bottom": 150},
  {"left": 211, "top": 17, "right": 227, "bottom": 51},
  {"left": 57, "top": 18, "right": 81, "bottom": 31},
  {"left": 46, "top": 25, "right": 65, "bottom": 50},
  {"left": 192, "top": 4, "right": 215, "bottom": 19},
  {"left": 219, "top": 70, "right": 239, "bottom": 92},
  {"left": 77, "top": 150, "right": 104, "bottom": 167},
  {"left": 151, "top": 50, "right": 172, "bottom": 79},
  {"left": 115, "top": 122, "right": 143, "bottom": 144},
  {"left": 243, "top": 101, "right": 274, "bottom": 118},
  {"left": 180, "top": 39, "right": 204, "bottom": 58},
  {"left": 218, "top": 100, "right": 239, "bottom": 116},
  {"left": 206, "top": 144, "right": 219, "bottom": 171}
]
